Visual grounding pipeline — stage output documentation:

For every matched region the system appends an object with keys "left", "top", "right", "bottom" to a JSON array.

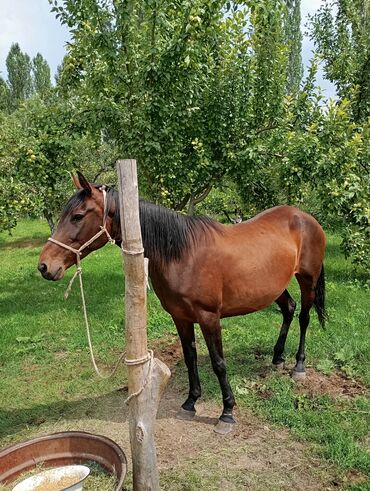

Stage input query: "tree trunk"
[{"left": 43, "top": 209, "right": 55, "bottom": 234}]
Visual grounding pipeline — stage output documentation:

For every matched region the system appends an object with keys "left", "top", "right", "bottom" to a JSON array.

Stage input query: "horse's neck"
[{"left": 110, "top": 197, "right": 163, "bottom": 274}]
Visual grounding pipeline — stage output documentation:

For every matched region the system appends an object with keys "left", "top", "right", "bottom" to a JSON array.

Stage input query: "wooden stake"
[{"left": 117, "top": 159, "right": 171, "bottom": 491}]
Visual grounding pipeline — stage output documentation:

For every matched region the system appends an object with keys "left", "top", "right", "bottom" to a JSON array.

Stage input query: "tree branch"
[
  {"left": 174, "top": 193, "right": 191, "bottom": 211},
  {"left": 192, "top": 184, "right": 213, "bottom": 205},
  {"left": 254, "top": 124, "right": 280, "bottom": 135}
]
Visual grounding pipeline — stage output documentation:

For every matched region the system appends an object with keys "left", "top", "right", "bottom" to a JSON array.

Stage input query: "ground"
[
  {"left": 0, "top": 222, "right": 369, "bottom": 490},
  {"left": 4, "top": 340, "right": 367, "bottom": 491}
]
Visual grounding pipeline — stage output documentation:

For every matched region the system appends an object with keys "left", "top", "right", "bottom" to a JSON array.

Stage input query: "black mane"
[
  {"left": 108, "top": 188, "right": 222, "bottom": 264},
  {"left": 60, "top": 188, "right": 90, "bottom": 222},
  {"left": 138, "top": 200, "right": 222, "bottom": 264},
  {"left": 60, "top": 185, "right": 222, "bottom": 265}
]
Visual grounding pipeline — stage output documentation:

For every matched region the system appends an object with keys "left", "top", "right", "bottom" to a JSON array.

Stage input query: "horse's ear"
[
  {"left": 72, "top": 174, "right": 81, "bottom": 189},
  {"left": 75, "top": 171, "right": 92, "bottom": 196}
]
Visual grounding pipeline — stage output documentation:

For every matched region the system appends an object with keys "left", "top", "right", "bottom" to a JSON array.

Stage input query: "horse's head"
[{"left": 38, "top": 172, "right": 117, "bottom": 281}]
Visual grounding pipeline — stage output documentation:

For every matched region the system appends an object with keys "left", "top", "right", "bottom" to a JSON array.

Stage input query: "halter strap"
[
  {"left": 46, "top": 187, "right": 123, "bottom": 379},
  {"left": 45, "top": 186, "right": 152, "bottom": 382},
  {"left": 47, "top": 187, "right": 115, "bottom": 259}
]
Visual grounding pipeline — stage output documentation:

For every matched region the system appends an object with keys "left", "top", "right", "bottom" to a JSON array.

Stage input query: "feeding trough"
[{"left": 0, "top": 431, "right": 127, "bottom": 490}]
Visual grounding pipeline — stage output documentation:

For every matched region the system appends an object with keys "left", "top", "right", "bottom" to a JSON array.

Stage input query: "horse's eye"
[{"left": 72, "top": 214, "right": 84, "bottom": 222}]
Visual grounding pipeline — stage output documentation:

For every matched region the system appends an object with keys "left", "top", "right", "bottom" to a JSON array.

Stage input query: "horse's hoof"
[
  {"left": 273, "top": 362, "right": 285, "bottom": 371},
  {"left": 176, "top": 407, "right": 196, "bottom": 421},
  {"left": 291, "top": 369, "right": 306, "bottom": 381},
  {"left": 214, "top": 420, "right": 235, "bottom": 435}
]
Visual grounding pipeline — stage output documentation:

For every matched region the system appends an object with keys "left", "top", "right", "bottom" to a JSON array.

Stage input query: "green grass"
[
  {"left": 0, "top": 220, "right": 174, "bottom": 453},
  {"left": 0, "top": 220, "right": 369, "bottom": 489}
]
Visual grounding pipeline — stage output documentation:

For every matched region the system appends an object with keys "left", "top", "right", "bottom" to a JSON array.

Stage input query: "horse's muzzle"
[{"left": 38, "top": 263, "right": 63, "bottom": 281}]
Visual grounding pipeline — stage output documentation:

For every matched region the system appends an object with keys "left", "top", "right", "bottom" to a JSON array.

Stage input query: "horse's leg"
[
  {"left": 292, "top": 274, "right": 316, "bottom": 379},
  {"left": 272, "top": 290, "right": 296, "bottom": 369},
  {"left": 173, "top": 318, "right": 201, "bottom": 420},
  {"left": 199, "top": 315, "right": 235, "bottom": 435}
]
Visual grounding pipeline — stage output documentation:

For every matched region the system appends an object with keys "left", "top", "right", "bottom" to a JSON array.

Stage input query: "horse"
[{"left": 38, "top": 172, "right": 326, "bottom": 434}]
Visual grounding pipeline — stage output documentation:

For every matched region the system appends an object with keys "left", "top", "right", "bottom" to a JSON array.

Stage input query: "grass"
[{"left": 0, "top": 219, "right": 369, "bottom": 489}]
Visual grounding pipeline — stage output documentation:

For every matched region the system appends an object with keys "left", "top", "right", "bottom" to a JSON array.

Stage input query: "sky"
[
  {"left": 0, "top": 0, "right": 69, "bottom": 82},
  {"left": 0, "top": 0, "right": 335, "bottom": 97}
]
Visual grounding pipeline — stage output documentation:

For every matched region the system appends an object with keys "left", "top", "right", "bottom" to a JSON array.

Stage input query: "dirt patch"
[
  {"left": 331, "top": 469, "right": 369, "bottom": 488},
  {"left": 151, "top": 337, "right": 183, "bottom": 370},
  {"left": 4, "top": 345, "right": 366, "bottom": 490},
  {"left": 53, "top": 352, "right": 69, "bottom": 361},
  {"left": 294, "top": 368, "right": 367, "bottom": 399},
  {"left": 24, "top": 377, "right": 343, "bottom": 491},
  {"left": 263, "top": 362, "right": 367, "bottom": 399}
]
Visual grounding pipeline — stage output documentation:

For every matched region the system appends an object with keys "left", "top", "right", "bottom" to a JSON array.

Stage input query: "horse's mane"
[
  {"left": 60, "top": 188, "right": 90, "bottom": 221},
  {"left": 107, "top": 187, "right": 222, "bottom": 264},
  {"left": 139, "top": 200, "right": 222, "bottom": 264},
  {"left": 60, "top": 185, "right": 222, "bottom": 264}
]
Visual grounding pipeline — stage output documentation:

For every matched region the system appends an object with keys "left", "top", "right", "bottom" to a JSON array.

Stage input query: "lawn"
[{"left": 0, "top": 219, "right": 369, "bottom": 490}]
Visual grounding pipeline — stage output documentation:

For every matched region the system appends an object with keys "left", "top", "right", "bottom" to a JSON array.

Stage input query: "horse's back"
[
  {"left": 197, "top": 206, "right": 324, "bottom": 318},
  {"left": 153, "top": 205, "right": 325, "bottom": 322}
]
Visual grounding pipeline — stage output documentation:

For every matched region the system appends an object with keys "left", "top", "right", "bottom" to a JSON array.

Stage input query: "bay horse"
[{"left": 38, "top": 172, "right": 326, "bottom": 434}]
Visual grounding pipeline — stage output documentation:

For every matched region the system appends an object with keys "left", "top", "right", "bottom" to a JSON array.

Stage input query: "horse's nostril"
[{"left": 38, "top": 263, "right": 47, "bottom": 274}]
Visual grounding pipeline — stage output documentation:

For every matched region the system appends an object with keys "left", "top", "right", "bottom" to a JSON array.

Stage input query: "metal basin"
[
  {"left": 12, "top": 465, "right": 90, "bottom": 491},
  {"left": 0, "top": 431, "right": 127, "bottom": 490}
]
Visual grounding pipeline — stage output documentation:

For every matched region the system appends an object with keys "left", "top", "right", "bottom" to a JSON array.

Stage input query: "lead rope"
[{"left": 47, "top": 187, "right": 153, "bottom": 399}]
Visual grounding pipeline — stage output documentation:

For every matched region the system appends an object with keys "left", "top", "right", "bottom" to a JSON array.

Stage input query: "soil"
[
  {"left": 29, "top": 389, "right": 338, "bottom": 490},
  {"left": 18, "top": 350, "right": 362, "bottom": 491},
  {"left": 295, "top": 368, "right": 368, "bottom": 398},
  {"left": 267, "top": 362, "right": 368, "bottom": 398},
  {"left": 11, "top": 340, "right": 367, "bottom": 490}
]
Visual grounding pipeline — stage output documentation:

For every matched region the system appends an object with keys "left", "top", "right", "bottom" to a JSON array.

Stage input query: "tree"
[
  {"left": 6, "top": 43, "right": 33, "bottom": 110},
  {"left": 0, "top": 77, "right": 10, "bottom": 112},
  {"left": 32, "top": 53, "right": 52, "bottom": 97},
  {"left": 285, "top": 0, "right": 303, "bottom": 95},
  {"left": 305, "top": 0, "right": 370, "bottom": 275},
  {"left": 311, "top": 0, "right": 370, "bottom": 121},
  {"left": 50, "top": 0, "right": 294, "bottom": 213},
  {"left": 0, "top": 92, "right": 120, "bottom": 233}
]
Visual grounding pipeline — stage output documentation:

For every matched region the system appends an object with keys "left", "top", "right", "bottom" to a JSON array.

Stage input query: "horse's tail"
[{"left": 314, "top": 265, "right": 326, "bottom": 328}]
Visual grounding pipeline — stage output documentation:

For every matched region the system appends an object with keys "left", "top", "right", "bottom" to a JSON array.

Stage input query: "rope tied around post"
[
  {"left": 121, "top": 247, "right": 144, "bottom": 256},
  {"left": 123, "top": 350, "right": 154, "bottom": 405}
]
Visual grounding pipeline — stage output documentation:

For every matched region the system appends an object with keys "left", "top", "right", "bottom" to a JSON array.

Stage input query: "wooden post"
[{"left": 117, "top": 159, "right": 171, "bottom": 491}]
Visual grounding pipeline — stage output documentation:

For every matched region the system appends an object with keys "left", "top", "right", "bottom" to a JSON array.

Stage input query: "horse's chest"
[{"left": 149, "top": 263, "right": 222, "bottom": 322}]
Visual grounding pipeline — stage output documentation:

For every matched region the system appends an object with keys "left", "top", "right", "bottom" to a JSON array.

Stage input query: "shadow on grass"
[
  {"left": 0, "top": 341, "right": 276, "bottom": 442},
  {"left": 0, "top": 270, "right": 123, "bottom": 319},
  {"left": 0, "top": 389, "right": 129, "bottom": 440},
  {"left": 0, "top": 237, "right": 47, "bottom": 250}
]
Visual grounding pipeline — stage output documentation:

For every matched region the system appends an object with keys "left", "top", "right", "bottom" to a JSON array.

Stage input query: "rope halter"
[
  {"left": 46, "top": 186, "right": 122, "bottom": 379},
  {"left": 46, "top": 185, "right": 153, "bottom": 386},
  {"left": 47, "top": 186, "right": 116, "bottom": 296}
]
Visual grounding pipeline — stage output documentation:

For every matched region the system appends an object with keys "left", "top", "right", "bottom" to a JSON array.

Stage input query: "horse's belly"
[
  {"left": 220, "top": 287, "right": 283, "bottom": 317},
  {"left": 220, "top": 253, "right": 296, "bottom": 316}
]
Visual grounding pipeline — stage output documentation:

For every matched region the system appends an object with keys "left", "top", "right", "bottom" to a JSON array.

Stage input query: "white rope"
[
  {"left": 121, "top": 247, "right": 144, "bottom": 256},
  {"left": 64, "top": 267, "right": 82, "bottom": 300},
  {"left": 78, "top": 267, "right": 126, "bottom": 379},
  {"left": 123, "top": 350, "right": 154, "bottom": 405},
  {"left": 124, "top": 351, "right": 152, "bottom": 366},
  {"left": 49, "top": 189, "right": 122, "bottom": 378},
  {"left": 48, "top": 187, "right": 153, "bottom": 397}
]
